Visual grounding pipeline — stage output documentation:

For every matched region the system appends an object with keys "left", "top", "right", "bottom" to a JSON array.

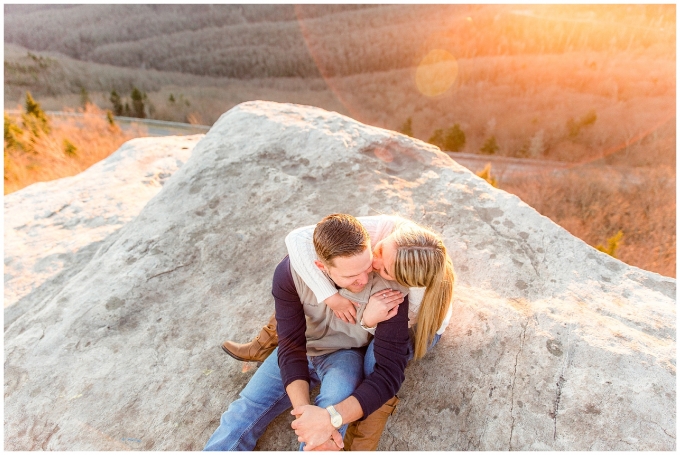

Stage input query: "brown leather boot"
[
  {"left": 343, "top": 396, "right": 399, "bottom": 451},
  {"left": 221, "top": 313, "right": 278, "bottom": 362}
]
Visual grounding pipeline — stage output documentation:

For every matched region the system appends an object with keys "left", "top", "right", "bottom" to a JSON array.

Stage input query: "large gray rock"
[
  {"left": 4, "top": 101, "right": 675, "bottom": 450},
  {"left": 4, "top": 135, "right": 199, "bottom": 312}
]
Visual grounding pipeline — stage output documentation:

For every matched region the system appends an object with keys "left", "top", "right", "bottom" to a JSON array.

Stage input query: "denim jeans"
[
  {"left": 363, "top": 325, "right": 441, "bottom": 376},
  {"left": 203, "top": 346, "right": 365, "bottom": 451}
]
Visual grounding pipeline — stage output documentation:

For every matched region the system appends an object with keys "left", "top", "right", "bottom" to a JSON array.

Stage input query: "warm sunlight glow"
[{"left": 415, "top": 49, "right": 459, "bottom": 97}]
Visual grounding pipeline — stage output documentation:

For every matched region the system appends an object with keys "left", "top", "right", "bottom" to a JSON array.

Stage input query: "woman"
[
  {"left": 287, "top": 214, "right": 454, "bottom": 357},
  {"left": 221, "top": 214, "right": 455, "bottom": 450}
]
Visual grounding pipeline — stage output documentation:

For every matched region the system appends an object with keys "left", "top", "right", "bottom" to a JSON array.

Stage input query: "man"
[{"left": 204, "top": 214, "right": 410, "bottom": 451}]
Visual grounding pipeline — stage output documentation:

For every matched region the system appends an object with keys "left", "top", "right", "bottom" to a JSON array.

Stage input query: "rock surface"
[
  {"left": 4, "top": 101, "right": 676, "bottom": 450},
  {"left": 4, "top": 135, "right": 199, "bottom": 311}
]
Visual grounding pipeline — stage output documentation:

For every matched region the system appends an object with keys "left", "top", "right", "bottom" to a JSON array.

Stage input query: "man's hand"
[
  {"left": 291, "top": 405, "right": 340, "bottom": 450},
  {"left": 363, "top": 289, "right": 404, "bottom": 328},
  {"left": 325, "top": 293, "right": 360, "bottom": 324},
  {"left": 304, "top": 431, "right": 344, "bottom": 451}
]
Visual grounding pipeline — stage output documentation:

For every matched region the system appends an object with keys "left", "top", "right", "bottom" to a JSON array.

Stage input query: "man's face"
[{"left": 315, "top": 248, "right": 373, "bottom": 294}]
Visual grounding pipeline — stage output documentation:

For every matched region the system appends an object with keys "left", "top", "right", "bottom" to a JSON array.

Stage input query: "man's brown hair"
[{"left": 313, "top": 214, "right": 370, "bottom": 266}]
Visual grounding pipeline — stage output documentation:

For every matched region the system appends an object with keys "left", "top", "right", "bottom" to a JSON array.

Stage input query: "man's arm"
[
  {"left": 291, "top": 296, "right": 410, "bottom": 449},
  {"left": 286, "top": 380, "right": 311, "bottom": 409},
  {"left": 285, "top": 226, "right": 338, "bottom": 303},
  {"left": 275, "top": 256, "right": 348, "bottom": 450},
  {"left": 349, "top": 293, "right": 410, "bottom": 416},
  {"left": 273, "top": 256, "right": 311, "bottom": 400},
  {"left": 290, "top": 399, "right": 357, "bottom": 451}
]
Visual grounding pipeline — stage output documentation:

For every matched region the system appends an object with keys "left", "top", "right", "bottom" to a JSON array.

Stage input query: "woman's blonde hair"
[{"left": 391, "top": 224, "right": 455, "bottom": 360}]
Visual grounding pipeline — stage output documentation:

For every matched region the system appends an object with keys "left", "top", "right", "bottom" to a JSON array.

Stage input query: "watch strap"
[{"left": 325, "top": 405, "right": 343, "bottom": 429}]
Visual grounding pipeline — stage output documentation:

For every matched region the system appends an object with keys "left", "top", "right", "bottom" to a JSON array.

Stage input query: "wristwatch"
[{"left": 325, "top": 405, "right": 343, "bottom": 429}]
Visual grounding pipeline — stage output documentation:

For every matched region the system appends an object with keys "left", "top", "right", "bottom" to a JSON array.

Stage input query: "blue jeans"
[
  {"left": 364, "top": 326, "right": 441, "bottom": 376},
  {"left": 204, "top": 346, "right": 365, "bottom": 451}
]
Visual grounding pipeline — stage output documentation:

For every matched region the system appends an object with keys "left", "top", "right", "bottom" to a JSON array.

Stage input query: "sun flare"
[{"left": 415, "top": 49, "right": 459, "bottom": 97}]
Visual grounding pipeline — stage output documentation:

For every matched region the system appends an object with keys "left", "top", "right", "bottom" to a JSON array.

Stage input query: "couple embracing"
[{"left": 204, "top": 213, "right": 455, "bottom": 451}]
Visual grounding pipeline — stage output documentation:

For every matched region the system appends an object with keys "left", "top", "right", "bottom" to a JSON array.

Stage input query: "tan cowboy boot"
[
  {"left": 343, "top": 396, "right": 399, "bottom": 451},
  {"left": 221, "top": 313, "right": 278, "bottom": 362}
]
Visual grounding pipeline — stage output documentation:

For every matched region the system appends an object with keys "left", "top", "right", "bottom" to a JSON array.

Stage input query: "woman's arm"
[
  {"left": 361, "top": 288, "right": 405, "bottom": 329},
  {"left": 284, "top": 223, "right": 362, "bottom": 323},
  {"left": 284, "top": 214, "right": 403, "bottom": 304},
  {"left": 285, "top": 224, "right": 338, "bottom": 303}
]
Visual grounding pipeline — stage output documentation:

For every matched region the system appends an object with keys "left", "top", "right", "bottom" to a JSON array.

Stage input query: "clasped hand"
[
  {"left": 291, "top": 405, "right": 344, "bottom": 451},
  {"left": 325, "top": 293, "right": 360, "bottom": 324},
  {"left": 362, "top": 289, "right": 404, "bottom": 328}
]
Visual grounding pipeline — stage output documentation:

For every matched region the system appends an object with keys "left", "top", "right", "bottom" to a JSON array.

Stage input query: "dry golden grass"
[
  {"left": 4, "top": 103, "right": 147, "bottom": 194},
  {"left": 501, "top": 165, "right": 675, "bottom": 277}
]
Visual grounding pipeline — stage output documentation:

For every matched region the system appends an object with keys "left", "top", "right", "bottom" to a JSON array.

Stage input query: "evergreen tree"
[
  {"left": 63, "top": 139, "right": 78, "bottom": 157},
  {"left": 428, "top": 129, "right": 444, "bottom": 149},
  {"left": 566, "top": 117, "right": 580, "bottom": 138},
  {"left": 567, "top": 110, "right": 597, "bottom": 138},
  {"left": 106, "top": 110, "right": 116, "bottom": 127},
  {"left": 443, "top": 124, "right": 466, "bottom": 152},
  {"left": 398, "top": 117, "right": 413, "bottom": 137},
  {"left": 22, "top": 91, "right": 50, "bottom": 137},
  {"left": 480, "top": 135, "right": 499, "bottom": 155},
  {"left": 109, "top": 90, "right": 123, "bottom": 116},
  {"left": 131, "top": 87, "right": 146, "bottom": 118},
  {"left": 596, "top": 231, "right": 624, "bottom": 258},
  {"left": 580, "top": 109, "right": 597, "bottom": 127}
]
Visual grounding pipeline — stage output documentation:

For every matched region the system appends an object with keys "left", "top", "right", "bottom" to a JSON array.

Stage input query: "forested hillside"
[
  {"left": 4, "top": 4, "right": 373, "bottom": 78},
  {"left": 5, "top": 4, "right": 673, "bottom": 78}
]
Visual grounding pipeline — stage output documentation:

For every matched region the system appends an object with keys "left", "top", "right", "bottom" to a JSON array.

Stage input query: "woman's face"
[{"left": 372, "top": 234, "right": 398, "bottom": 281}]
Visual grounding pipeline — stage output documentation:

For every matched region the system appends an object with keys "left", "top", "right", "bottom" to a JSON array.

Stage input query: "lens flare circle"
[{"left": 415, "top": 49, "right": 459, "bottom": 97}]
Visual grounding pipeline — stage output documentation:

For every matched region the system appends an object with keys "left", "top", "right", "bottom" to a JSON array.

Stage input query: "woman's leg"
[
  {"left": 347, "top": 327, "right": 442, "bottom": 451},
  {"left": 404, "top": 327, "right": 442, "bottom": 363},
  {"left": 343, "top": 395, "right": 399, "bottom": 451},
  {"left": 345, "top": 338, "right": 397, "bottom": 451},
  {"left": 363, "top": 338, "right": 377, "bottom": 377}
]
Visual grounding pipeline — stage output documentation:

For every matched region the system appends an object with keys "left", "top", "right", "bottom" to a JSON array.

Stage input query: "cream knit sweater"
[{"left": 285, "top": 215, "right": 453, "bottom": 335}]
